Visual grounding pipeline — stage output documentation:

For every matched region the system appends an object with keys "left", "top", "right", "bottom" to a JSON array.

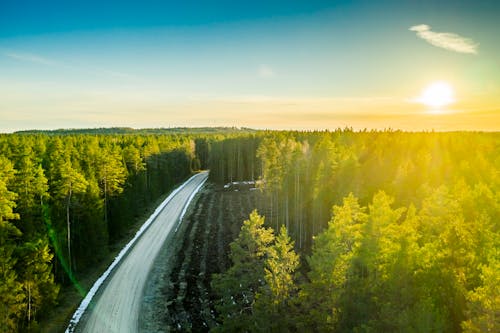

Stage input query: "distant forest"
[
  {"left": 1, "top": 129, "right": 498, "bottom": 332},
  {"left": 14, "top": 126, "right": 256, "bottom": 135}
]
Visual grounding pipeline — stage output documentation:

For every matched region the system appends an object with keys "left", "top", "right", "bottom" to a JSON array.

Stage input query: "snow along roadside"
[
  {"left": 65, "top": 172, "right": 208, "bottom": 333},
  {"left": 175, "top": 177, "right": 207, "bottom": 233}
]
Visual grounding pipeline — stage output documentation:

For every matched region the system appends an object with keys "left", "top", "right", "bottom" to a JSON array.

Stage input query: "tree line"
[
  {"left": 210, "top": 130, "right": 499, "bottom": 332},
  {"left": 1, "top": 129, "right": 498, "bottom": 331},
  {"left": 210, "top": 130, "right": 499, "bottom": 248},
  {"left": 0, "top": 133, "right": 203, "bottom": 331}
]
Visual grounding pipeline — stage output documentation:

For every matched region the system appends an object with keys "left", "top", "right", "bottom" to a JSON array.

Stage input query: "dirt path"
[{"left": 141, "top": 183, "right": 260, "bottom": 332}]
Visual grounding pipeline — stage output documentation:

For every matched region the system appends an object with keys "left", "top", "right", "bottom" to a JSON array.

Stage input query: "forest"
[
  {"left": 209, "top": 130, "right": 499, "bottom": 332},
  {"left": 0, "top": 131, "right": 210, "bottom": 331},
  {"left": 0, "top": 129, "right": 498, "bottom": 332}
]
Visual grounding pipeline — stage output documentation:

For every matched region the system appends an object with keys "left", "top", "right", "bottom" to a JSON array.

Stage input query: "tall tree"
[
  {"left": 0, "top": 157, "right": 19, "bottom": 224},
  {"left": 462, "top": 256, "right": 500, "bottom": 332},
  {"left": 0, "top": 157, "right": 24, "bottom": 331},
  {"left": 52, "top": 159, "right": 88, "bottom": 276},
  {"left": 12, "top": 154, "right": 49, "bottom": 238},
  {"left": 96, "top": 145, "right": 126, "bottom": 226},
  {"left": 212, "top": 210, "right": 275, "bottom": 331},
  {"left": 302, "top": 193, "right": 367, "bottom": 331},
  {"left": 254, "top": 226, "right": 299, "bottom": 331},
  {"left": 17, "top": 239, "right": 59, "bottom": 330}
]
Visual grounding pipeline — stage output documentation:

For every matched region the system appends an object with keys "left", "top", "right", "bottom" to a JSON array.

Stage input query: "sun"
[{"left": 417, "top": 81, "right": 455, "bottom": 108}]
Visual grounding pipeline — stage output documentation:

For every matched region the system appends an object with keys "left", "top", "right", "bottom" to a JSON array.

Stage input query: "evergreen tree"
[
  {"left": 0, "top": 157, "right": 24, "bottom": 331},
  {"left": 302, "top": 193, "right": 367, "bottom": 332},
  {"left": 254, "top": 226, "right": 299, "bottom": 332},
  {"left": 17, "top": 239, "right": 60, "bottom": 329},
  {"left": 212, "top": 210, "right": 274, "bottom": 331},
  {"left": 462, "top": 256, "right": 500, "bottom": 332},
  {"left": 0, "top": 244, "right": 24, "bottom": 332},
  {"left": 96, "top": 145, "right": 126, "bottom": 225},
  {"left": 0, "top": 157, "right": 19, "bottom": 223},
  {"left": 52, "top": 159, "right": 88, "bottom": 276}
]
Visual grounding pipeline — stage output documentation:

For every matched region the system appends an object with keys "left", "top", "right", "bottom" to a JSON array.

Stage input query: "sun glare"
[{"left": 417, "top": 81, "right": 455, "bottom": 109}]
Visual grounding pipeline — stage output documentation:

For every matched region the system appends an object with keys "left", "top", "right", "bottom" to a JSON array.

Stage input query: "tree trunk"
[
  {"left": 275, "top": 190, "right": 279, "bottom": 230},
  {"left": 28, "top": 282, "right": 31, "bottom": 325},
  {"left": 285, "top": 195, "right": 289, "bottom": 230},
  {"left": 104, "top": 174, "right": 108, "bottom": 226},
  {"left": 67, "top": 188, "right": 72, "bottom": 276}
]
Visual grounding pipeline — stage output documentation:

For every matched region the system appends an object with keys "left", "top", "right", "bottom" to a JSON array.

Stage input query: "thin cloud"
[
  {"left": 214, "top": 95, "right": 398, "bottom": 105},
  {"left": 409, "top": 24, "right": 478, "bottom": 54},
  {"left": 2, "top": 49, "right": 139, "bottom": 81},
  {"left": 92, "top": 68, "right": 138, "bottom": 80},
  {"left": 3, "top": 51, "right": 58, "bottom": 66},
  {"left": 257, "top": 64, "right": 275, "bottom": 78}
]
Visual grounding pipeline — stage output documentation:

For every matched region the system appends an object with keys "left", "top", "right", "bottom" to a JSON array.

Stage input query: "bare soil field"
[{"left": 140, "top": 182, "right": 263, "bottom": 332}]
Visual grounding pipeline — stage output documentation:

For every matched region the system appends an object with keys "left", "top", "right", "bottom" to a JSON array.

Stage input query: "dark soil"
[{"left": 140, "top": 182, "right": 262, "bottom": 332}]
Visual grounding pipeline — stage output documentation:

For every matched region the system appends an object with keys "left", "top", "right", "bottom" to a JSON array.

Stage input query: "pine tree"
[
  {"left": 212, "top": 210, "right": 274, "bottom": 331},
  {"left": 462, "top": 256, "right": 500, "bottom": 332},
  {"left": 254, "top": 226, "right": 299, "bottom": 332},
  {"left": 17, "top": 239, "right": 60, "bottom": 329},
  {"left": 0, "top": 244, "right": 24, "bottom": 332},
  {"left": 96, "top": 145, "right": 127, "bottom": 225},
  {"left": 13, "top": 154, "right": 49, "bottom": 237},
  {"left": 0, "top": 157, "right": 24, "bottom": 331},
  {"left": 0, "top": 157, "right": 18, "bottom": 224},
  {"left": 52, "top": 159, "right": 88, "bottom": 276},
  {"left": 301, "top": 193, "right": 367, "bottom": 331}
]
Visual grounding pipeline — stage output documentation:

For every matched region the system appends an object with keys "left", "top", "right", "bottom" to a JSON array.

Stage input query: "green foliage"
[
  {"left": 212, "top": 210, "right": 275, "bottom": 331},
  {"left": 212, "top": 130, "right": 499, "bottom": 250},
  {"left": 302, "top": 193, "right": 368, "bottom": 331},
  {"left": 212, "top": 211, "right": 299, "bottom": 332},
  {"left": 16, "top": 239, "right": 60, "bottom": 329},
  {"left": 0, "top": 132, "right": 200, "bottom": 331},
  {"left": 263, "top": 226, "right": 299, "bottom": 307},
  {"left": 462, "top": 256, "right": 500, "bottom": 332},
  {"left": 254, "top": 226, "right": 299, "bottom": 332},
  {"left": 0, "top": 157, "right": 24, "bottom": 331},
  {"left": 1, "top": 129, "right": 499, "bottom": 332},
  {"left": 211, "top": 130, "right": 499, "bottom": 332},
  {"left": 0, "top": 244, "right": 24, "bottom": 332},
  {"left": 209, "top": 135, "right": 261, "bottom": 183},
  {"left": 213, "top": 211, "right": 302, "bottom": 332},
  {"left": 0, "top": 157, "right": 19, "bottom": 224}
]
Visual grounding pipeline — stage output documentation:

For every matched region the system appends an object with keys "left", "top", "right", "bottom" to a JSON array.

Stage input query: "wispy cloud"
[
  {"left": 3, "top": 51, "right": 58, "bottom": 66},
  {"left": 409, "top": 24, "right": 478, "bottom": 54},
  {"left": 257, "top": 64, "right": 275, "bottom": 78},
  {"left": 94, "top": 68, "right": 138, "bottom": 80},
  {"left": 2, "top": 49, "right": 139, "bottom": 81},
  {"left": 214, "top": 95, "right": 398, "bottom": 104}
]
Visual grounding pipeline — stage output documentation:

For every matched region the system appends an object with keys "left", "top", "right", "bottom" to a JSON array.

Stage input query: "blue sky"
[{"left": 1, "top": 0, "right": 499, "bottom": 131}]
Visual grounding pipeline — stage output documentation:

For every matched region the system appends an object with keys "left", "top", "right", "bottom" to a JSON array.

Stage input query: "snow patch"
[
  {"left": 174, "top": 175, "right": 208, "bottom": 233},
  {"left": 223, "top": 180, "right": 259, "bottom": 191}
]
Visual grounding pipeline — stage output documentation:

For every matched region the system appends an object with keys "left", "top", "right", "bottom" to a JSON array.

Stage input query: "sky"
[{"left": 1, "top": 0, "right": 499, "bottom": 132}]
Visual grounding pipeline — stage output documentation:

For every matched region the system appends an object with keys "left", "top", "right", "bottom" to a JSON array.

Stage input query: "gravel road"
[{"left": 75, "top": 172, "right": 208, "bottom": 333}]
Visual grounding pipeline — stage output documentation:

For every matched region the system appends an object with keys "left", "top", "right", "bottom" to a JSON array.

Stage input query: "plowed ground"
[{"left": 140, "top": 182, "right": 263, "bottom": 332}]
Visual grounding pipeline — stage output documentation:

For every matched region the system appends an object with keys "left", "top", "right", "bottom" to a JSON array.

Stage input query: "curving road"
[{"left": 74, "top": 171, "right": 208, "bottom": 333}]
